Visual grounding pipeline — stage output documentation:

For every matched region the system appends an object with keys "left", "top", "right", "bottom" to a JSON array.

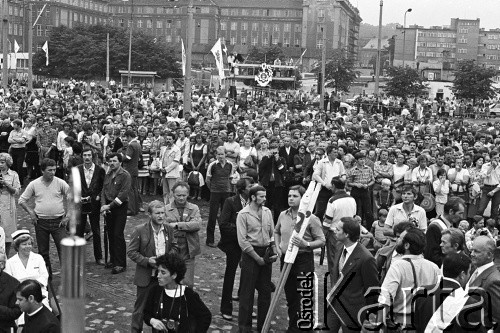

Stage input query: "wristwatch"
[{"left": 306, "top": 242, "right": 311, "bottom": 249}]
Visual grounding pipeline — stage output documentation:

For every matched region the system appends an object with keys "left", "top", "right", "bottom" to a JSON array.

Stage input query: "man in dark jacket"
[
  {"left": 120, "top": 129, "right": 142, "bottom": 215},
  {"left": 259, "top": 140, "right": 286, "bottom": 224},
  {"left": 218, "top": 177, "right": 254, "bottom": 321},
  {"left": 127, "top": 200, "right": 178, "bottom": 333},
  {"left": 76, "top": 148, "right": 105, "bottom": 265},
  {"left": 0, "top": 253, "right": 21, "bottom": 332}
]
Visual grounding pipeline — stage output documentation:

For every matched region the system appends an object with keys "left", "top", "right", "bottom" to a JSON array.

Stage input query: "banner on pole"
[
  {"left": 181, "top": 38, "right": 186, "bottom": 77},
  {"left": 42, "top": 41, "right": 49, "bottom": 66},
  {"left": 211, "top": 39, "right": 225, "bottom": 80},
  {"left": 14, "top": 40, "right": 20, "bottom": 53}
]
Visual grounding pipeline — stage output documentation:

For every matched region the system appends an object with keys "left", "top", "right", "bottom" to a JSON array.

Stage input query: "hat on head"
[{"left": 12, "top": 229, "right": 30, "bottom": 242}]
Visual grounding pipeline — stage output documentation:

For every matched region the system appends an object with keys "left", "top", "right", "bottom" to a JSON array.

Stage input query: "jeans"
[
  {"left": 206, "top": 192, "right": 230, "bottom": 244},
  {"left": 10, "top": 147, "right": 26, "bottom": 177},
  {"left": 131, "top": 278, "right": 158, "bottom": 333},
  {"left": 127, "top": 176, "right": 141, "bottom": 215},
  {"left": 105, "top": 202, "right": 128, "bottom": 268},
  {"left": 351, "top": 187, "right": 373, "bottom": 228},
  {"left": 77, "top": 211, "right": 102, "bottom": 261},
  {"left": 220, "top": 243, "right": 242, "bottom": 316},
  {"left": 280, "top": 252, "right": 314, "bottom": 332},
  {"left": 477, "top": 184, "right": 500, "bottom": 219},
  {"left": 238, "top": 247, "right": 272, "bottom": 332},
  {"left": 324, "top": 229, "right": 338, "bottom": 286},
  {"left": 182, "top": 257, "right": 195, "bottom": 288},
  {"left": 35, "top": 217, "right": 66, "bottom": 277}
]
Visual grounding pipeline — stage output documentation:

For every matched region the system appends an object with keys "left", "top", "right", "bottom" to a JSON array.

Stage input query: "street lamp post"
[
  {"left": 127, "top": 0, "right": 133, "bottom": 89},
  {"left": 183, "top": 0, "right": 194, "bottom": 114},
  {"left": 2, "top": 0, "right": 9, "bottom": 88},
  {"left": 402, "top": 8, "right": 412, "bottom": 67},
  {"left": 374, "top": 0, "right": 383, "bottom": 97}
]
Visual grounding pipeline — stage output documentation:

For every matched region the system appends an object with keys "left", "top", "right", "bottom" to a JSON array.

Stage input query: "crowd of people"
[{"left": 0, "top": 78, "right": 499, "bottom": 332}]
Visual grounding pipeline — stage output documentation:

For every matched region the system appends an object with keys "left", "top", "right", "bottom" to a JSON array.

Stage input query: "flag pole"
[
  {"left": 261, "top": 181, "right": 322, "bottom": 332},
  {"left": 106, "top": 33, "right": 110, "bottom": 83}
]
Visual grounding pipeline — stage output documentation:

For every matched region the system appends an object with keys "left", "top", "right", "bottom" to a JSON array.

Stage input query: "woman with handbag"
[{"left": 143, "top": 253, "right": 212, "bottom": 333}]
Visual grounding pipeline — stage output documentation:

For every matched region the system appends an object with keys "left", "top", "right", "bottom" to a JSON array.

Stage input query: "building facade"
[
  {"left": 2, "top": 0, "right": 361, "bottom": 75},
  {"left": 394, "top": 18, "right": 500, "bottom": 82}
]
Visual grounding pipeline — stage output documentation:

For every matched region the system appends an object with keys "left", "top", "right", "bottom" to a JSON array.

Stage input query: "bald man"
[{"left": 466, "top": 236, "right": 500, "bottom": 332}]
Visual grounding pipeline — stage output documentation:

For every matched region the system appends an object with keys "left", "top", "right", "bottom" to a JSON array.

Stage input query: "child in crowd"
[
  {"left": 376, "top": 178, "right": 394, "bottom": 210},
  {"left": 433, "top": 168, "right": 450, "bottom": 216},
  {"left": 458, "top": 220, "right": 470, "bottom": 234},
  {"left": 371, "top": 208, "right": 388, "bottom": 251}
]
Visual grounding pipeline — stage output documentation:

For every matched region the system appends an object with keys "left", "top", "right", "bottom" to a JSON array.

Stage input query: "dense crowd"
[{"left": 0, "top": 79, "right": 499, "bottom": 332}]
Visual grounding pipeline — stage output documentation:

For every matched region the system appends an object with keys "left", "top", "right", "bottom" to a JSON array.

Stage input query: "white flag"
[
  {"left": 42, "top": 41, "right": 49, "bottom": 66},
  {"left": 14, "top": 40, "right": 20, "bottom": 54},
  {"left": 181, "top": 38, "right": 186, "bottom": 77},
  {"left": 211, "top": 39, "right": 225, "bottom": 80}
]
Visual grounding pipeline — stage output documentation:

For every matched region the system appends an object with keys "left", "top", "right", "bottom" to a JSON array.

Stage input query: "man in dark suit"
[
  {"left": 0, "top": 253, "right": 21, "bottom": 332},
  {"left": 414, "top": 252, "right": 472, "bottom": 333},
  {"left": 218, "top": 177, "right": 254, "bottom": 321},
  {"left": 76, "top": 148, "right": 105, "bottom": 265},
  {"left": 127, "top": 200, "right": 178, "bottom": 333},
  {"left": 327, "top": 216, "right": 380, "bottom": 332},
  {"left": 466, "top": 236, "right": 500, "bottom": 333},
  {"left": 279, "top": 136, "right": 298, "bottom": 170},
  {"left": 302, "top": 143, "right": 318, "bottom": 185},
  {"left": 16, "top": 279, "right": 60, "bottom": 333}
]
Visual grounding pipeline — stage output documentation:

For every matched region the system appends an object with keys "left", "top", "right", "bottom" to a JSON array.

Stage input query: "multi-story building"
[
  {"left": 2, "top": 0, "right": 361, "bottom": 76},
  {"left": 394, "top": 18, "right": 500, "bottom": 82}
]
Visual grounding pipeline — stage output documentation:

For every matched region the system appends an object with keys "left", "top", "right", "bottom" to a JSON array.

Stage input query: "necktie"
[
  {"left": 339, "top": 248, "right": 348, "bottom": 272},
  {"left": 469, "top": 269, "right": 479, "bottom": 285}
]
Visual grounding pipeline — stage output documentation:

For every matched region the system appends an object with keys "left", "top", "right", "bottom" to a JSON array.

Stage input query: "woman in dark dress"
[{"left": 143, "top": 253, "right": 211, "bottom": 333}]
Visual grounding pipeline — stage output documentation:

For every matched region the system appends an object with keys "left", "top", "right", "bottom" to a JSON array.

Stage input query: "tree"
[
  {"left": 246, "top": 45, "right": 285, "bottom": 64},
  {"left": 452, "top": 59, "right": 498, "bottom": 103},
  {"left": 384, "top": 66, "right": 429, "bottom": 100},
  {"left": 313, "top": 49, "right": 359, "bottom": 94},
  {"left": 33, "top": 24, "right": 181, "bottom": 80}
]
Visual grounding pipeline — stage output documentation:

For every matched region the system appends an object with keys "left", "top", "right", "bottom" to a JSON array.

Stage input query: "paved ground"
[{"left": 15, "top": 194, "right": 328, "bottom": 332}]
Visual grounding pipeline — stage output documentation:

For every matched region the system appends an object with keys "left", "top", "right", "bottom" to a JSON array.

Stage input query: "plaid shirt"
[
  {"left": 374, "top": 161, "right": 394, "bottom": 181},
  {"left": 36, "top": 127, "right": 57, "bottom": 148},
  {"left": 348, "top": 165, "right": 375, "bottom": 185}
]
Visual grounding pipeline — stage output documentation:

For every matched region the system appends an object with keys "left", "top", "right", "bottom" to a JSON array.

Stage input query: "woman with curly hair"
[{"left": 143, "top": 253, "right": 212, "bottom": 332}]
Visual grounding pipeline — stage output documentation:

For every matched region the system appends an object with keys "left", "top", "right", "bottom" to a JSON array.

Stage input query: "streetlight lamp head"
[{"left": 407, "top": 8, "right": 412, "bottom": 12}]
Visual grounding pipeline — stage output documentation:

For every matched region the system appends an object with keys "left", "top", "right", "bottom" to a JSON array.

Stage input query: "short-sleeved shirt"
[
  {"left": 385, "top": 202, "right": 428, "bottom": 231},
  {"left": 274, "top": 209, "right": 325, "bottom": 254}
]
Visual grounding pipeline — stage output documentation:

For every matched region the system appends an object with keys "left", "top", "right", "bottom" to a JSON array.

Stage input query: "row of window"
[
  {"left": 220, "top": 8, "right": 301, "bottom": 18},
  {"left": 459, "top": 21, "right": 479, "bottom": 26},
  {"left": 417, "top": 51, "right": 457, "bottom": 58},
  {"left": 486, "top": 44, "right": 500, "bottom": 50},
  {"left": 416, "top": 42, "right": 456, "bottom": 48},
  {"left": 8, "top": 23, "right": 23, "bottom": 36},
  {"left": 418, "top": 32, "right": 457, "bottom": 38},
  {"left": 220, "top": 33, "right": 300, "bottom": 47},
  {"left": 220, "top": 22, "right": 300, "bottom": 33},
  {"left": 487, "top": 34, "right": 500, "bottom": 40},
  {"left": 56, "top": 0, "right": 107, "bottom": 13},
  {"left": 458, "top": 28, "right": 469, "bottom": 34}
]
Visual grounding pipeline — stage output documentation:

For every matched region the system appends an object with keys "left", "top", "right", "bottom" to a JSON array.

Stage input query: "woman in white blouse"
[{"left": 5, "top": 230, "right": 51, "bottom": 324}]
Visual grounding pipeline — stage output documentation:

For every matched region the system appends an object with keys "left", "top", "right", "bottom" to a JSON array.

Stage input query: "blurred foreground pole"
[{"left": 61, "top": 168, "right": 86, "bottom": 332}]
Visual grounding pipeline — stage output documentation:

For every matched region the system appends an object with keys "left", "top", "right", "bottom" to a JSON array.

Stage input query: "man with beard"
[{"left": 378, "top": 228, "right": 441, "bottom": 330}]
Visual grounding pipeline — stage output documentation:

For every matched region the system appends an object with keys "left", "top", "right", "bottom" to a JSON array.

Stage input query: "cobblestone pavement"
[{"left": 15, "top": 194, "right": 329, "bottom": 332}]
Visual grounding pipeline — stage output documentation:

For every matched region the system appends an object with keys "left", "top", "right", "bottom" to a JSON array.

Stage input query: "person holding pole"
[
  {"left": 274, "top": 185, "right": 325, "bottom": 332},
  {"left": 236, "top": 185, "right": 277, "bottom": 332}
]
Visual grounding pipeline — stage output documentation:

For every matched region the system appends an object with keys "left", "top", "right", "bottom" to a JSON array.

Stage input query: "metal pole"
[
  {"left": 402, "top": 9, "right": 411, "bottom": 67},
  {"left": 127, "top": 0, "right": 133, "bottom": 89},
  {"left": 374, "top": 0, "right": 383, "bottom": 97},
  {"left": 61, "top": 168, "right": 86, "bottom": 333},
  {"left": 183, "top": 0, "right": 194, "bottom": 114},
  {"left": 28, "top": 3, "right": 33, "bottom": 91},
  {"left": 2, "top": 0, "right": 9, "bottom": 88},
  {"left": 106, "top": 33, "right": 110, "bottom": 82},
  {"left": 320, "top": 26, "right": 326, "bottom": 110}
]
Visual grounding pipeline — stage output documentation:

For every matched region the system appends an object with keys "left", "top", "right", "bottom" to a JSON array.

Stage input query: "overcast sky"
[{"left": 355, "top": 0, "right": 500, "bottom": 30}]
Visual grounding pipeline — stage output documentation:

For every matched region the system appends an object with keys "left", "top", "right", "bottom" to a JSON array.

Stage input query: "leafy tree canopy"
[
  {"left": 384, "top": 66, "right": 429, "bottom": 100},
  {"left": 451, "top": 59, "right": 498, "bottom": 102},
  {"left": 313, "top": 49, "right": 359, "bottom": 93},
  {"left": 33, "top": 24, "right": 181, "bottom": 80}
]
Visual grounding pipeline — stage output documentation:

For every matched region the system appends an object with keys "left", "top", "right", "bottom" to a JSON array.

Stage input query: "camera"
[
  {"left": 81, "top": 196, "right": 91, "bottom": 204},
  {"left": 479, "top": 228, "right": 490, "bottom": 236},
  {"left": 161, "top": 319, "right": 179, "bottom": 332},
  {"left": 0, "top": 173, "right": 3, "bottom": 188}
]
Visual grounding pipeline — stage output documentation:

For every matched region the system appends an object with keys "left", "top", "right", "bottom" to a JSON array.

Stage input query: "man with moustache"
[
  {"left": 76, "top": 148, "right": 105, "bottom": 265},
  {"left": 101, "top": 153, "right": 131, "bottom": 274},
  {"left": 236, "top": 185, "right": 277, "bottom": 332},
  {"left": 127, "top": 200, "right": 178, "bottom": 333}
]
